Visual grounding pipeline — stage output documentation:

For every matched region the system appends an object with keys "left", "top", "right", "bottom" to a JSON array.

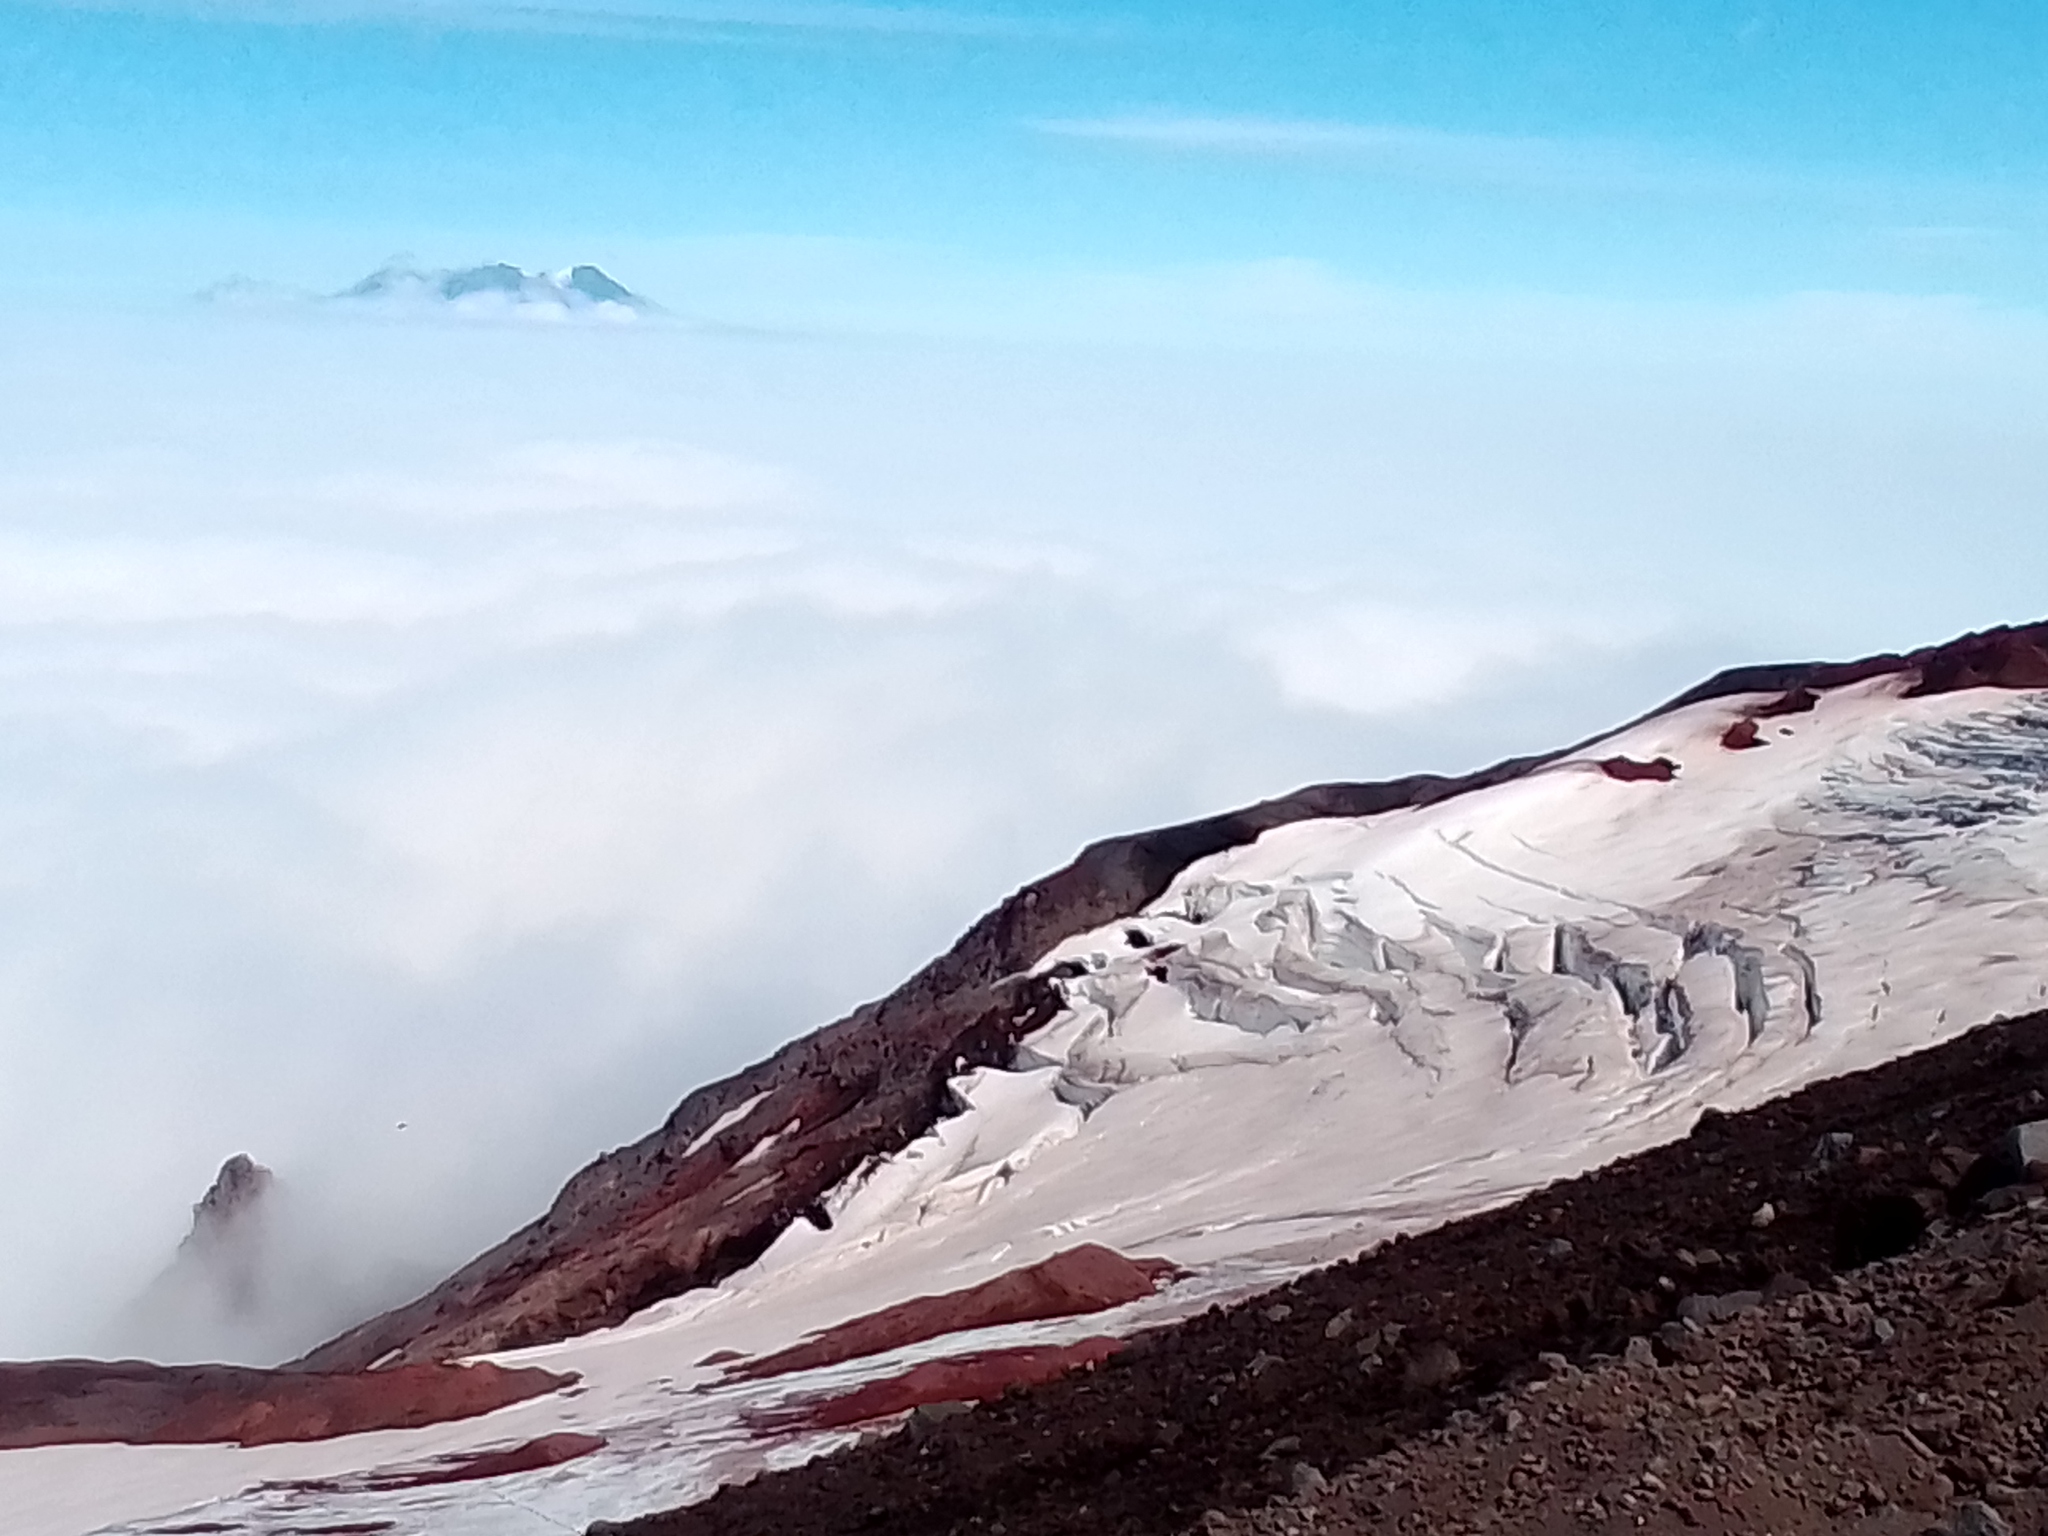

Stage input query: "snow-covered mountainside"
[
  {"left": 8, "top": 623, "right": 2048, "bottom": 1536},
  {"left": 334, "top": 262, "right": 650, "bottom": 318}
]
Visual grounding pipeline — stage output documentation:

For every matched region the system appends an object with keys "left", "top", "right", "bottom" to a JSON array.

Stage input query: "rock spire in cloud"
[{"left": 110, "top": 1154, "right": 279, "bottom": 1362}]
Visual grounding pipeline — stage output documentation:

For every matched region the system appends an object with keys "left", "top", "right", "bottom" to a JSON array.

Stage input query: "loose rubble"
[{"left": 1201, "top": 1197, "right": 2048, "bottom": 1534}]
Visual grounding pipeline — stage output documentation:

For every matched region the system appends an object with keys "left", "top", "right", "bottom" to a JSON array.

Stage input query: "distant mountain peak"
[
  {"left": 336, "top": 260, "right": 652, "bottom": 315},
  {"left": 197, "top": 261, "right": 655, "bottom": 320}
]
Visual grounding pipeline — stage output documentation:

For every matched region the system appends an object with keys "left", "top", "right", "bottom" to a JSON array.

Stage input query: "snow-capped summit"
[{"left": 335, "top": 261, "right": 651, "bottom": 317}]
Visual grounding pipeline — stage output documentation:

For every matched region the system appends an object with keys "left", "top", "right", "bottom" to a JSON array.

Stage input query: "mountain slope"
[
  {"left": 6, "top": 621, "right": 2047, "bottom": 1536},
  {"left": 616, "top": 1002, "right": 2048, "bottom": 1536},
  {"left": 295, "top": 759, "right": 1548, "bottom": 1373},
  {"left": 302, "top": 622, "right": 2048, "bottom": 1375}
]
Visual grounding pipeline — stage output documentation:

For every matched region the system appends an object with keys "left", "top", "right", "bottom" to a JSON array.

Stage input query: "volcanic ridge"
[{"left": 7, "top": 619, "right": 2048, "bottom": 1536}]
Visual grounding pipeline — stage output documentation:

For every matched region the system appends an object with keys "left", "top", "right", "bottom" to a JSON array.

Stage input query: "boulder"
[
  {"left": 1948, "top": 1119, "right": 2048, "bottom": 1211},
  {"left": 1401, "top": 1342, "right": 1463, "bottom": 1392},
  {"left": 1675, "top": 1291, "right": 1762, "bottom": 1327}
]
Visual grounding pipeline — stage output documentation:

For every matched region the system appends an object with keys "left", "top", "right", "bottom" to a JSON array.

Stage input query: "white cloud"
[
  {"left": 1243, "top": 601, "right": 1645, "bottom": 717},
  {"left": 308, "top": 440, "right": 797, "bottom": 523}
]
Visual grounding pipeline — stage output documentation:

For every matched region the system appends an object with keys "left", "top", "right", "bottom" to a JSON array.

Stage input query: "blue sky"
[{"left": 5, "top": 0, "right": 2048, "bottom": 310}]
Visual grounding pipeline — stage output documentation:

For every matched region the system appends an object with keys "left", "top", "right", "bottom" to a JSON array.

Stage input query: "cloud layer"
[{"left": 0, "top": 288, "right": 2041, "bottom": 1362}]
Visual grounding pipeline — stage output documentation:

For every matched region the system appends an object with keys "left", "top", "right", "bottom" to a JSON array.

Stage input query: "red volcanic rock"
[
  {"left": 1661, "top": 620, "right": 2048, "bottom": 714},
  {"left": 1720, "top": 718, "right": 1765, "bottom": 751},
  {"left": 1597, "top": 755, "right": 1679, "bottom": 783},
  {"left": 408, "top": 1431, "right": 603, "bottom": 1486},
  {"left": 0, "top": 1359, "right": 573, "bottom": 1449},
  {"left": 280, "top": 1432, "right": 607, "bottom": 1493},
  {"left": 1907, "top": 626, "right": 2048, "bottom": 696},
  {"left": 731, "top": 1245, "right": 1179, "bottom": 1382},
  {"left": 1753, "top": 686, "right": 1820, "bottom": 719},
  {"left": 1709, "top": 625, "right": 2048, "bottom": 756},
  {"left": 755, "top": 1339, "right": 1125, "bottom": 1433}
]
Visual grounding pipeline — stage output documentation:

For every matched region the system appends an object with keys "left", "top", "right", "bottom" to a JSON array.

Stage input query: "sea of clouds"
[{"left": 0, "top": 287, "right": 2042, "bottom": 1362}]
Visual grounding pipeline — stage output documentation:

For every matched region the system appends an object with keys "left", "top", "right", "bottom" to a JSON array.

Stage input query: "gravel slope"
[
  {"left": 605, "top": 1004, "right": 2048, "bottom": 1536},
  {"left": 1204, "top": 1186, "right": 2048, "bottom": 1535}
]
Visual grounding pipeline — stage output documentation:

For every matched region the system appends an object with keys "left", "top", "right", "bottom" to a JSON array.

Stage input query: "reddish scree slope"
[
  {"left": 296, "top": 621, "right": 2048, "bottom": 1373},
  {"left": 751, "top": 1339, "right": 1128, "bottom": 1434},
  {"left": 729, "top": 1243, "right": 1177, "bottom": 1382},
  {"left": 0, "top": 1359, "right": 572, "bottom": 1449},
  {"left": 273, "top": 1431, "right": 609, "bottom": 1494}
]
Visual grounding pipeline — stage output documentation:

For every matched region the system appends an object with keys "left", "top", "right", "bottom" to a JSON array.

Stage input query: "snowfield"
[{"left": 12, "top": 673, "right": 2048, "bottom": 1535}]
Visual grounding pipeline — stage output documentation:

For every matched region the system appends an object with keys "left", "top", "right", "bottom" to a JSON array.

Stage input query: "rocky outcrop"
[
  {"left": 1658, "top": 619, "right": 2048, "bottom": 710},
  {"left": 751, "top": 1340, "right": 1127, "bottom": 1434},
  {"left": 297, "top": 620, "right": 2048, "bottom": 1374},
  {"left": 277, "top": 1431, "right": 607, "bottom": 1493},
  {"left": 179, "top": 1153, "right": 275, "bottom": 1312},
  {"left": 1719, "top": 718, "right": 1764, "bottom": 750},
  {"left": 188, "top": 1153, "right": 273, "bottom": 1240},
  {"left": 1597, "top": 755, "right": 1678, "bottom": 782},
  {"left": 0, "top": 1359, "right": 573, "bottom": 1449},
  {"left": 729, "top": 1244, "right": 1178, "bottom": 1381},
  {"left": 110, "top": 1154, "right": 284, "bottom": 1364}
]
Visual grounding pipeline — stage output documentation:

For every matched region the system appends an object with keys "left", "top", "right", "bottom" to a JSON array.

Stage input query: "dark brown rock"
[
  {"left": 279, "top": 1432, "right": 607, "bottom": 1493},
  {"left": 0, "top": 1359, "right": 573, "bottom": 1449},
  {"left": 1598, "top": 755, "right": 1680, "bottom": 783},
  {"left": 1400, "top": 1342, "right": 1463, "bottom": 1392},
  {"left": 728, "top": 1245, "right": 1178, "bottom": 1381},
  {"left": 1754, "top": 685, "right": 1822, "bottom": 718},
  {"left": 746, "top": 1340, "right": 1125, "bottom": 1433}
]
